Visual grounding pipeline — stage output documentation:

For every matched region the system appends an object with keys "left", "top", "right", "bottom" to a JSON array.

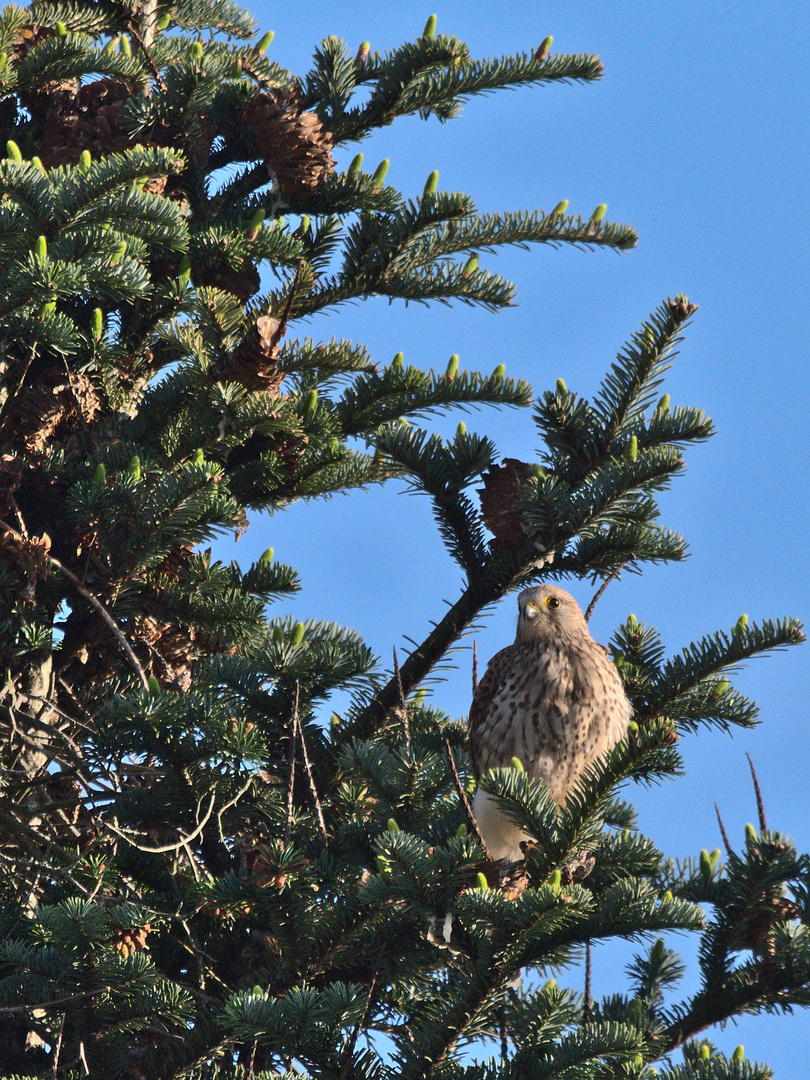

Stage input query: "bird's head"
[{"left": 515, "top": 584, "right": 589, "bottom": 642}]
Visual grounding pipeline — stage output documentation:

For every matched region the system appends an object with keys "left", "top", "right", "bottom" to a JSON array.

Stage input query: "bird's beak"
[{"left": 523, "top": 602, "right": 540, "bottom": 620}]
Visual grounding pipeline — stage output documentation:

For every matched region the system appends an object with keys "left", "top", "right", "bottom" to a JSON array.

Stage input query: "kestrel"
[{"left": 469, "top": 584, "right": 632, "bottom": 860}]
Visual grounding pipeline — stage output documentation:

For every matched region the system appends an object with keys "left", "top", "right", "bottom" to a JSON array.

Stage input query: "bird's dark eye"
[{"left": 545, "top": 596, "right": 561, "bottom": 609}]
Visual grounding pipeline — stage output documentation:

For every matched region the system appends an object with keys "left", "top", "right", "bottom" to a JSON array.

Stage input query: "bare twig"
[
  {"left": 499, "top": 997, "right": 509, "bottom": 1061},
  {"left": 340, "top": 960, "right": 380, "bottom": 1080},
  {"left": 51, "top": 1011, "right": 65, "bottom": 1080},
  {"left": 746, "top": 753, "right": 768, "bottom": 834},
  {"left": 472, "top": 640, "right": 479, "bottom": 696},
  {"left": 284, "top": 685, "right": 298, "bottom": 845},
  {"left": 107, "top": 792, "right": 216, "bottom": 854},
  {"left": 0, "top": 987, "right": 106, "bottom": 1015},
  {"left": 443, "top": 736, "right": 490, "bottom": 857},
  {"left": 392, "top": 647, "right": 410, "bottom": 748},
  {"left": 0, "top": 520, "right": 149, "bottom": 690},
  {"left": 293, "top": 682, "right": 328, "bottom": 844},
  {"left": 585, "top": 554, "right": 635, "bottom": 623},
  {"left": 715, "top": 803, "right": 734, "bottom": 857},
  {"left": 583, "top": 940, "right": 593, "bottom": 1024}
]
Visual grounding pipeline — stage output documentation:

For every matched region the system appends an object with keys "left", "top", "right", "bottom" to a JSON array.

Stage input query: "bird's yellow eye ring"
[{"left": 545, "top": 595, "right": 562, "bottom": 609}]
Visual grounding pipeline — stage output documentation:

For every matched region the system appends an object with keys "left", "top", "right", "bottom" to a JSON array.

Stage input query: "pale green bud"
[
  {"left": 423, "top": 14, "right": 437, "bottom": 39},
  {"left": 456, "top": 421, "right": 466, "bottom": 436},
  {"left": 375, "top": 855, "right": 391, "bottom": 875},
  {"left": 745, "top": 822, "right": 757, "bottom": 844},
  {"left": 31, "top": 156, "right": 44, "bottom": 171},
  {"left": 148, "top": 674, "right": 160, "bottom": 695},
  {"left": 259, "top": 546, "right": 274, "bottom": 564},
  {"left": 656, "top": 393, "right": 670, "bottom": 414},
  {"left": 475, "top": 872, "right": 489, "bottom": 890},
  {"left": 710, "top": 848, "right": 721, "bottom": 869},
  {"left": 254, "top": 30, "right": 274, "bottom": 54},
  {"left": 156, "top": 13, "right": 171, "bottom": 29},
  {"left": 299, "top": 214, "right": 310, "bottom": 234},
  {"left": 370, "top": 159, "right": 389, "bottom": 187},
  {"left": 626, "top": 434, "right": 638, "bottom": 461},
  {"left": 732, "top": 1046, "right": 744, "bottom": 1063},
  {"left": 651, "top": 937, "right": 665, "bottom": 962},
  {"left": 120, "top": 35, "right": 132, "bottom": 57},
  {"left": 549, "top": 869, "right": 561, "bottom": 890},
  {"left": 423, "top": 170, "right": 439, "bottom": 197},
  {"left": 192, "top": 448, "right": 205, "bottom": 467},
  {"left": 177, "top": 255, "right": 191, "bottom": 289},
  {"left": 663, "top": 890, "right": 673, "bottom": 902},
  {"left": 735, "top": 613, "right": 748, "bottom": 632},
  {"left": 355, "top": 41, "right": 370, "bottom": 66},
  {"left": 455, "top": 823, "right": 468, "bottom": 838},
  {"left": 55, "top": 21, "right": 67, "bottom": 36},
  {"left": 272, "top": 625, "right": 284, "bottom": 644},
  {"left": 699, "top": 849, "right": 712, "bottom": 878},
  {"left": 78, "top": 149, "right": 91, "bottom": 172},
  {"left": 590, "top": 203, "right": 607, "bottom": 221},
  {"left": 510, "top": 756, "right": 524, "bottom": 772},
  {"left": 291, "top": 622, "right": 305, "bottom": 647},
  {"left": 303, "top": 389, "right": 318, "bottom": 415},
  {"left": 445, "top": 354, "right": 459, "bottom": 378},
  {"left": 128, "top": 455, "right": 141, "bottom": 481},
  {"left": 699, "top": 1044, "right": 711, "bottom": 1060},
  {"left": 715, "top": 678, "right": 730, "bottom": 696},
  {"left": 189, "top": 41, "right": 204, "bottom": 62},
  {"left": 551, "top": 199, "right": 568, "bottom": 216},
  {"left": 244, "top": 208, "right": 265, "bottom": 236},
  {"left": 556, "top": 377, "right": 567, "bottom": 394},
  {"left": 35, "top": 235, "right": 47, "bottom": 260},
  {"left": 111, "top": 240, "right": 128, "bottom": 265},
  {"left": 492, "top": 363, "right": 505, "bottom": 380},
  {"left": 535, "top": 36, "right": 553, "bottom": 61},
  {"left": 91, "top": 307, "right": 103, "bottom": 341},
  {"left": 463, "top": 253, "right": 478, "bottom": 276},
  {"left": 386, "top": 818, "right": 400, "bottom": 833},
  {"left": 93, "top": 463, "right": 106, "bottom": 486},
  {"left": 347, "top": 152, "right": 363, "bottom": 175},
  {"left": 627, "top": 720, "right": 639, "bottom": 735},
  {"left": 391, "top": 352, "right": 403, "bottom": 369}
]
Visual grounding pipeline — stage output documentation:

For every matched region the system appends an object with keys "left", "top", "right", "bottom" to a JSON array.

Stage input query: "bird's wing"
[{"left": 468, "top": 645, "right": 514, "bottom": 779}]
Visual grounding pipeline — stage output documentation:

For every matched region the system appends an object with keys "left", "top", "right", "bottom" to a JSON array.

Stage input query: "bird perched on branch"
[{"left": 469, "top": 584, "right": 631, "bottom": 860}]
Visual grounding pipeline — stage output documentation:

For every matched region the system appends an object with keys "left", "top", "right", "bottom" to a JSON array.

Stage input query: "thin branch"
[
  {"left": 443, "top": 736, "right": 490, "bottom": 857},
  {"left": 0, "top": 987, "right": 107, "bottom": 1015},
  {"left": 107, "top": 792, "right": 216, "bottom": 853},
  {"left": 583, "top": 940, "right": 593, "bottom": 1024},
  {"left": 284, "top": 684, "right": 298, "bottom": 845},
  {"left": 51, "top": 1011, "right": 65, "bottom": 1080},
  {"left": 746, "top": 753, "right": 768, "bottom": 834},
  {"left": 293, "top": 682, "right": 328, "bottom": 844},
  {"left": 392, "top": 647, "right": 410, "bottom": 748},
  {"left": 126, "top": 14, "right": 166, "bottom": 89},
  {"left": 0, "top": 520, "right": 149, "bottom": 691},
  {"left": 340, "top": 960, "right": 380, "bottom": 1080},
  {"left": 585, "top": 554, "right": 634, "bottom": 622},
  {"left": 472, "top": 640, "right": 479, "bottom": 696},
  {"left": 714, "top": 803, "right": 734, "bottom": 857}
]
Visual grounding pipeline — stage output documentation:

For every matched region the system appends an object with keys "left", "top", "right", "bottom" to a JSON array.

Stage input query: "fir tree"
[{"left": 0, "top": 2, "right": 806, "bottom": 1079}]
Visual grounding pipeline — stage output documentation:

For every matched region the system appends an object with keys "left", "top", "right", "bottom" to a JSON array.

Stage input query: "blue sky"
[{"left": 216, "top": 1, "right": 809, "bottom": 1070}]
